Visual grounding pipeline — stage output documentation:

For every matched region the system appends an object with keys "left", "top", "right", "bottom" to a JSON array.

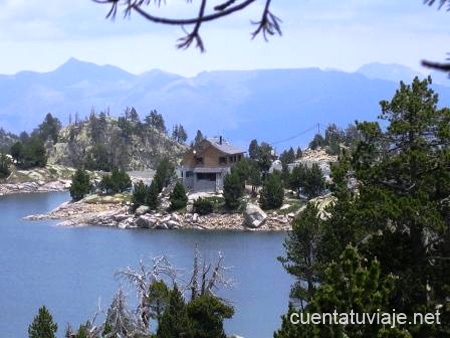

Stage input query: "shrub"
[
  {"left": 170, "top": 182, "right": 188, "bottom": 211},
  {"left": 193, "top": 197, "right": 214, "bottom": 215}
]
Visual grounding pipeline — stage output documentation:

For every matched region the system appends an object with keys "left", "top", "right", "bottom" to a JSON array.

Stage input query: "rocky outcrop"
[
  {"left": 0, "top": 179, "right": 71, "bottom": 195},
  {"left": 24, "top": 200, "right": 293, "bottom": 231},
  {"left": 244, "top": 203, "right": 267, "bottom": 228}
]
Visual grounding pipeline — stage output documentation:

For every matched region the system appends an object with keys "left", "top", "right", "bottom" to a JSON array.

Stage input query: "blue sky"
[{"left": 0, "top": 0, "right": 449, "bottom": 76}]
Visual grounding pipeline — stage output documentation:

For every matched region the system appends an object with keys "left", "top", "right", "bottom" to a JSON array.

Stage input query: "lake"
[{"left": 0, "top": 192, "right": 293, "bottom": 338}]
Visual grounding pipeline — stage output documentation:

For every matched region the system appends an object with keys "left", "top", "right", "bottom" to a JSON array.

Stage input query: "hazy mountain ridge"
[{"left": 1, "top": 59, "right": 449, "bottom": 150}]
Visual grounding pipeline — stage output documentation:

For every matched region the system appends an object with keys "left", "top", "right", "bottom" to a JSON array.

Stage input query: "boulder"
[
  {"left": 114, "top": 214, "right": 130, "bottom": 222},
  {"left": 244, "top": 203, "right": 267, "bottom": 228},
  {"left": 167, "top": 220, "right": 181, "bottom": 229},
  {"left": 135, "top": 215, "right": 157, "bottom": 228},
  {"left": 135, "top": 205, "right": 150, "bottom": 216}
]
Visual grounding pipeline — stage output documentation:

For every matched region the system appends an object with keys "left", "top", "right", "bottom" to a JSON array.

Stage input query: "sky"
[{"left": 0, "top": 0, "right": 450, "bottom": 77}]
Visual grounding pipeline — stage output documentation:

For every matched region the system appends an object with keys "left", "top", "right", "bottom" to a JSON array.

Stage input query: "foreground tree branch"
[
  {"left": 423, "top": 0, "right": 450, "bottom": 73},
  {"left": 93, "top": 0, "right": 281, "bottom": 51}
]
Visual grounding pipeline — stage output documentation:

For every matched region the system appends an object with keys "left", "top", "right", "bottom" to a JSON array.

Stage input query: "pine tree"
[
  {"left": 69, "top": 169, "right": 91, "bottom": 201},
  {"left": 259, "top": 173, "right": 284, "bottom": 210},
  {"left": 157, "top": 285, "right": 193, "bottom": 338},
  {"left": 170, "top": 181, "right": 188, "bottom": 210},
  {"left": 278, "top": 204, "right": 323, "bottom": 306},
  {"left": 223, "top": 171, "right": 243, "bottom": 210},
  {"left": 248, "top": 139, "right": 259, "bottom": 160},
  {"left": 187, "top": 294, "right": 234, "bottom": 338},
  {"left": 28, "top": 306, "right": 58, "bottom": 338}
]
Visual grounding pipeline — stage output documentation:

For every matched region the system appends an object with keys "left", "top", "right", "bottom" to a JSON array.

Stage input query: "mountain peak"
[{"left": 356, "top": 62, "right": 425, "bottom": 83}]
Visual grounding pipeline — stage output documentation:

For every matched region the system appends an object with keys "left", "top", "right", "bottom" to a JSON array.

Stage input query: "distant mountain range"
[{"left": 1, "top": 58, "right": 449, "bottom": 151}]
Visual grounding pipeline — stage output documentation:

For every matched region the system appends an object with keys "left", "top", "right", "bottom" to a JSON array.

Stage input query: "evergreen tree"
[
  {"left": 109, "top": 168, "right": 132, "bottom": 193},
  {"left": 69, "top": 169, "right": 91, "bottom": 201},
  {"left": 296, "top": 146, "right": 303, "bottom": 159},
  {"left": 278, "top": 204, "right": 323, "bottom": 306},
  {"left": 275, "top": 247, "right": 409, "bottom": 338},
  {"left": 169, "top": 181, "right": 188, "bottom": 210},
  {"left": 171, "top": 124, "right": 188, "bottom": 143},
  {"left": 147, "top": 181, "right": 160, "bottom": 210},
  {"left": 148, "top": 279, "right": 171, "bottom": 327},
  {"left": 223, "top": 171, "right": 243, "bottom": 210},
  {"left": 157, "top": 285, "right": 193, "bottom": 338},
  {"left": 259, "top": 173, "right": 284, "bottom": 210},
  {"left": 0, "top": 152, "right": 11, "bottom": 179},
  {"left": 187, "top": 294, "right": 234, "bottom": 338},
  {"left": 10, "top": 141, "right": 24, "bottom": 165},
  {"left": 290, "top": 163, "right": 325, "bottom": 199},
  {"left": 38, "top": 113, "right": 62, "bottom": 143},
  {"left": 194, "top": 130, "right": 205, "bottom": 145},
  {"left": 28, "top": 306, "right": 58, "bottom": 338},
  {"left": 132, "top": 180, "right": 150, "bottom": 208},
  {"left": 308, "top": 133, "right": 325, "bottom": 150},
  {"left": 257, "top": 142, "right": 273, "bottom": 175},
  {"left": 145, "top": 109, "right": 167, "bottom": 133},
  {"left": 248, "top": 139, "right": 259, "bottom": 160},
  {"left": 153, "top": 158, "right": 175, "bottom": 193}
]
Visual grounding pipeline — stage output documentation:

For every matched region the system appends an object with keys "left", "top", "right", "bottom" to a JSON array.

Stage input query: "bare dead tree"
[
  {"left": 115, "top": 255, "right": 179, "bottom": 331},
  {"left": 187, "top": 244, "right": 235, "bottom": 301},
  {"left": 92, "top": 0, "right": 281, "bottom": 51}
]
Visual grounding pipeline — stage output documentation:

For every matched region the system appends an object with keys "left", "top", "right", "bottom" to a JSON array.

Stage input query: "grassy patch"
[{"left": 83, "top": 193, "right": 131, "bottom": 204}]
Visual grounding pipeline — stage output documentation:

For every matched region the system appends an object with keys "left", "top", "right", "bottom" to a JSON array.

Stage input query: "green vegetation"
[
  {"left": 144, "top": 109, "right": 167, "bottom": 134},
  {"left": 132, "top": 180, "right": 160, "bottom": 211},
  {"left": 28, "top": 306, "right": 58, "bottom": 338},
  {"left": 33, "top": 250, "right": 234, "bottom": 338},
  {"left": 0, "top": 152, "right": 11, "bottom": 179},
  {"left": 289, "top": 162, "right": 326, "bottom": 198},
  {"left": 308, "top": 123, "right": 360, "bottom": 155},
  {"left": 169, "top": 181, "right": 188, "bottom": 211},
  {"left": 69, "top": 169, "right": 91, "bottom": 201},
  {"left": 259, "top": 173, "right": 284, "bottom": 210},
  {"left": 153, "top": 158, "right": 175, "bottom": 193},
  {"left": 223, "top": 171, "right": 243, "bottom": 210},
  {"left": 276, "top": 77, "right": 450, "bottom": 337},
  {"left": 193, "top": 197, "right": 214, "bottom": 215},
  {"left": 171, "top": 124, "right": 188, "bottom": 143},
  {"left": 98, "top": 168, "right": 132, "bottom": 194}
]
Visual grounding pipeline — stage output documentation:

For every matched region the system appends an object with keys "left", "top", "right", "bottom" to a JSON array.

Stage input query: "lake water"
[{"left": 0, "top": 192, "right": 293, "bottom": 338}]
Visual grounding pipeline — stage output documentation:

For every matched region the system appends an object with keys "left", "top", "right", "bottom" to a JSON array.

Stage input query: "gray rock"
[
  {"left": 135, "top": 205, "right": 150, "bottom": 216},
  {"left": 135, "top": 215, "right": 156, "bottom": 228},
  {"left": 244, "top": 203, "right": 267, "bottom": 228},
  {"left": 192, "top": 213, "right": 199, "bottom": 223},
  {"left": 114, "top": 214, "right": 130, "bottom": 222},
  {"left": 167, "top": 220, "right": 181, "bottom": 229}
]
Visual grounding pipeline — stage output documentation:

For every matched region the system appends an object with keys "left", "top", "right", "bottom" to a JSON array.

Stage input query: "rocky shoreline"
[
  {"left": 24, "top": 199, "right": 293, "bottom": 231},
  {"left": 0, "top": 179, "right": 71, "bottom": 195}
]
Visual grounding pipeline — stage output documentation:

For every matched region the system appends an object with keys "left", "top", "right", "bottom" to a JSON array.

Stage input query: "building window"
[
  {"left": 186, "top": 171, "right": 193, "bottom": 178},
  {"left": 238, "top": 154, "right": 242, "bottom": 161},
  {"left": 196, "top": 157, "right": 204, "bottom": 165},
  {"left": 197, "top": 173, "right": 216, "bottom": 181},
  {"left": 219, "top": 157, "right": 227, "bottom": 165}
]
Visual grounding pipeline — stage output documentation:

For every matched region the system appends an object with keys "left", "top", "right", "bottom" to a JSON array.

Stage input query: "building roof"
[{"left": 206, "top": 137, "right": 245, "bottom": 155}]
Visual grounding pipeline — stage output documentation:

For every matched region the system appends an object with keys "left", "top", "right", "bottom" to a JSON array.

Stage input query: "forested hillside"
[{"left": 48, "top": 108, "right": 187, "bottom": 171}]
